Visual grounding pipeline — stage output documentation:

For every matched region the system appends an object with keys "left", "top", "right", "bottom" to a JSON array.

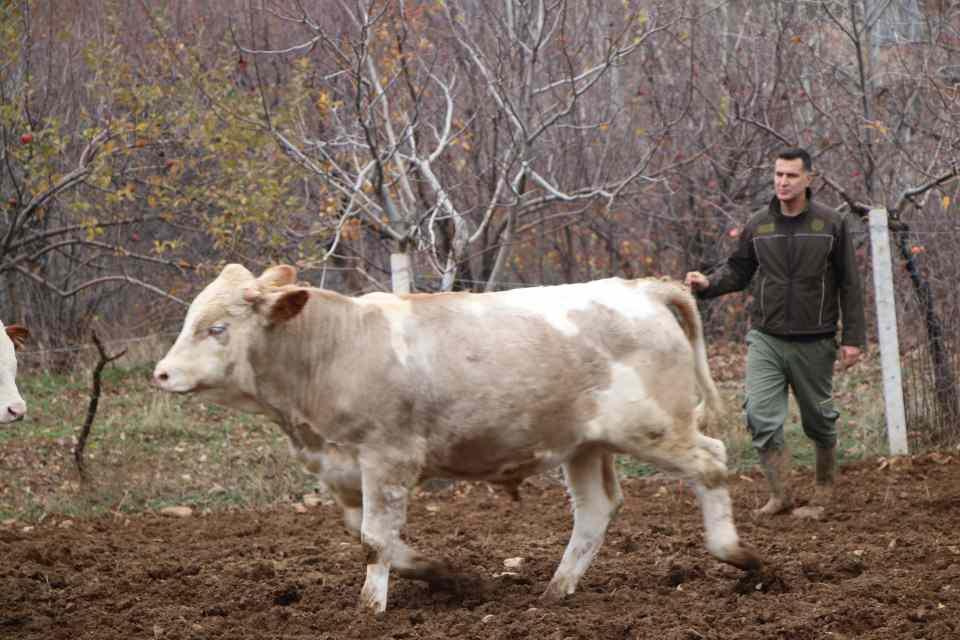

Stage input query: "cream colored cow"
[
  {"left": 0, "top": 321, "right": 28, "bottom": 424},
  {"left": 153, "top": 264, "right": 760, "bottom": 613}
]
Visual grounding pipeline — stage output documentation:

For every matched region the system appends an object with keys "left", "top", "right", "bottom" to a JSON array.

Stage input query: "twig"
[
  {"left": 892, "top": 166, "right": 960, "bottom": 214},
  {"left": 74, "top": 332, "right": 127, "bottom": 480},
  {"left": 13, "top": 267, "right": 187, "bottom": 306}
]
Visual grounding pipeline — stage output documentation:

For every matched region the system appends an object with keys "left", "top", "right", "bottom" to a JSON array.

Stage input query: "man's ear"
[
  {"left": 5, "top": 325, "right": 29, "bottom": 350},
  {"left": 262, "top": 289, "right": 310, "bottom": 325}
]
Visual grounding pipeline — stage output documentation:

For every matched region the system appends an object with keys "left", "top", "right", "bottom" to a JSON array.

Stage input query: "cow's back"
[{"left": 354, "top": 279, "right": 699, "bottom": 479}]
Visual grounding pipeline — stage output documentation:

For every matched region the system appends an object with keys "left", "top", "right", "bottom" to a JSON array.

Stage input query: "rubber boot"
[
  {"left": 794, "top": 445, "right": 836, "bottom": 519},
  {"left": 755, "top": 447, "right": 794, "bottom": 516}
]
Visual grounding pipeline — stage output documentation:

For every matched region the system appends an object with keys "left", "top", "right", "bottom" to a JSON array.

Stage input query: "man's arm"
[
  {"left": 834, "top": 213, "right": 867, "bottom": 364},
  {"left": 687, "top": 222, "right": 758, "bottom": 299}
]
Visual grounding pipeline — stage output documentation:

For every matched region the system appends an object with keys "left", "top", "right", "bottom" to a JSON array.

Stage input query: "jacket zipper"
[
  {"left": 785, "top": 228, "right": 794, "bottom": 332},
  {"left": 818, "top": 276, "right": 826, "bottom": 326},
  {"left": 760, "top": 275, "right": 768, "bottom": 325}
]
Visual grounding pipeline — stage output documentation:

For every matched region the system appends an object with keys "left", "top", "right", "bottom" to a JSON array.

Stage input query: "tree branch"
[
  {"left": 13, "top": 267, "right": 187, "bottom": 305},
  {"left": 1, "top": 129, "right": 110, "bottom": 258},
  {"left": 74, "top": 332, "right": 127, "bottom": 480}
]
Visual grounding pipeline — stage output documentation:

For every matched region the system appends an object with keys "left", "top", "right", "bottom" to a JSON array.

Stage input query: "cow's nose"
[
  {"left": 7, "top": 401, "right": 26, "bottom": 421},
  {"left": 153, "top": 367, "right": 170, "bottom": 385}
]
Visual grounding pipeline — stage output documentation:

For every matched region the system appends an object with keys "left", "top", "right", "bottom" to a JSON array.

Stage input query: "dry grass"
[{"left": 0, "top": 363, "right": 317, "bottom": 524}]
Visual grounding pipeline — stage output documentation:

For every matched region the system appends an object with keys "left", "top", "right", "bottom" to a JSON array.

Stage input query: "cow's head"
[
  {"left": 153, "top": 264, "right": 310, "bottom": 410},
  {"left": 0, "top": 322, "right": 29, "bottom": 424}
]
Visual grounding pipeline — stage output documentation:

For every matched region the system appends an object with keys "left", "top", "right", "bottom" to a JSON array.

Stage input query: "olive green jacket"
[{"left": 699, "top": 194, "right": 866, "bottom": 348}]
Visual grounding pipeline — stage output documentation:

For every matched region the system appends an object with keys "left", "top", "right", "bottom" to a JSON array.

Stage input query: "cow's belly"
[{"left": 426, "top": 445, "right": 578, "bottom": 483}]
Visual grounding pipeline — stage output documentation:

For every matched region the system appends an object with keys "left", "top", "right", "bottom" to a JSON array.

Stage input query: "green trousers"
[{"left": 744, "top": 329, "right": 840, "bottom": 451}]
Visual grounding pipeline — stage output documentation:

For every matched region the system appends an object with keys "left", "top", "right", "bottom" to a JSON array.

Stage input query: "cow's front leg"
[
  {"left": 358, "top": 461, "right": 416, "bottom": 613},
  {"left": 332, "top": 481, "right": 455, "bottom": 588},
  {"left": 544, "top": 448, "right": 623, "bottom": 600}
]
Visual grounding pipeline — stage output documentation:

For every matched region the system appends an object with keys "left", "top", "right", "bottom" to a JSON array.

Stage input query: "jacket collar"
[{"left": 769, "top": 187, "right": 813, "bottom": 219}]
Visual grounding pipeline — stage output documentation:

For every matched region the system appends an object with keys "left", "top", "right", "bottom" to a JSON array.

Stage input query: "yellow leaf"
[{"left": 943, "top": 195, "right": 951, "bottom": 210}]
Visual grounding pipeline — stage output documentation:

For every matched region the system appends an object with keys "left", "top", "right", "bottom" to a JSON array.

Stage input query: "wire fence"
[
  {"left": 16, "top": 332, "right": 178, "bottom": 373},
  {"left": 888, "top": 210, "right": 960, "bottom": 448}
]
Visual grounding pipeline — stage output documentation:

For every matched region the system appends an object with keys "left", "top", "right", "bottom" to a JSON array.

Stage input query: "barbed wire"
[{"left": 17, "top": 332, "right": 179, "bottom": 359}]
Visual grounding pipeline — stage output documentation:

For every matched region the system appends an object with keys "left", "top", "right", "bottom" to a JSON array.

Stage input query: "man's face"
[{"left": 774, "top": 157, "right": 812, "bottom": 205}]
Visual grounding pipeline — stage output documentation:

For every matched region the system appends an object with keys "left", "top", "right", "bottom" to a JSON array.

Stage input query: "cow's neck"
[{"left": 249, "top": 289, "right": 358, "bottom": 421}]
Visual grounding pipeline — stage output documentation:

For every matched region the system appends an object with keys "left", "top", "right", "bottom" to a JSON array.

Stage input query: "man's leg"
[
  {"left": 788, "top": 336, "right": 840, "bottom": 519},
  {"left": 744, "top": 330, "right": 793, "bottom": 515}
]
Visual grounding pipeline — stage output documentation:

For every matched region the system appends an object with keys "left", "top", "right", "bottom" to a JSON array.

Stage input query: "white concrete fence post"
[
  {"left": 867, "top": 208, "right": 909, "bottom": 455},
  {"left": 390, "top": 252, "right": 412, "bottom": 295}
]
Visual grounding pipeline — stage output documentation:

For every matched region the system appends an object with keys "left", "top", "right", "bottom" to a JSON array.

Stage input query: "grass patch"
[{"left": 0, "top": 365, "right": 316, "bottom": 524}]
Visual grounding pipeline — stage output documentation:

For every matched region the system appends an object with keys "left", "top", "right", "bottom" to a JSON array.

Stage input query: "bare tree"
[{"left": 229, "top": 0, "right": 692, "bottom": 292}]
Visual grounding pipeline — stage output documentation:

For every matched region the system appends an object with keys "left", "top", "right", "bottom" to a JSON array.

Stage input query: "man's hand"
[
  {"left": 684, "top": 271, "right": 709, "bottom": 292},
  {"left": 840, "top": 345, "right": 861, "bottom": 369}
]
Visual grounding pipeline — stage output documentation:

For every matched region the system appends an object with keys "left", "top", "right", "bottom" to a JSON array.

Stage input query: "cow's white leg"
[
  {"left": 626, "top": 427, "right": 762, "bottom": 572},
  {"left": 691, "top": 481, "right": 760, "bottom": 570},
  {"left": 543, "top": 449, "right": 623, "bottom": 601},
  {"left": 688, "top": 433, "right": 761, "bottom": 565},
  {"left": 357, "top": 467, "right": 411, "bottom": 613},
  {"left": 360, "top": 478, "right": 407, "bottom": 613},
  {"left": 334, "top": 484, "right": 455, "bottom": 586}
]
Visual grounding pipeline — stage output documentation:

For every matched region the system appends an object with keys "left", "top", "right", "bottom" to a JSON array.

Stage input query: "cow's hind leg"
[
  {"left": 543, "top": 448, "right": 623, "bottom": 601},
  {"left": 631, "top": 431, "right": 761, "bottom": 572}
]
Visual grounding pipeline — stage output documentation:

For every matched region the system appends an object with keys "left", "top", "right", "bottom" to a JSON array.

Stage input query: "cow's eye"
[{"left": 207, "top": 324, "right": 227, "bottom": 337}]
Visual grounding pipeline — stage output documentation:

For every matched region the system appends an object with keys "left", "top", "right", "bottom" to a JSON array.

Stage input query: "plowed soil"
[{"left": 3, "top": 453, "right": 960, "bottom": 640}]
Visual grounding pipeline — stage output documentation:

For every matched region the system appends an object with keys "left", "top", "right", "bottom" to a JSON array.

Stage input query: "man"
[{"left": 685, "top": 148, "right": 865, "bottom": 518}]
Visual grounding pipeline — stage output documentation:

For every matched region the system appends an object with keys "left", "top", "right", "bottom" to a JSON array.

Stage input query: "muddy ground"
[{"left": 2, "top": 453, "right": 959, "bottom": 640}]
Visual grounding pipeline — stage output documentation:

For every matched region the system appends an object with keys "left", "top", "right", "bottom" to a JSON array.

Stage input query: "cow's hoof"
[
  {"left": 540, "top": 581, "right": 573, "bottom": 603},
  {"left": 359, "top": 564, "right": 389, "bottom": 614},
  {"left": 723, "top": 545, "right": 763, "bottom": 572},
  {"left": 357, "top": 595, "right": 387, "bottom": 615}
]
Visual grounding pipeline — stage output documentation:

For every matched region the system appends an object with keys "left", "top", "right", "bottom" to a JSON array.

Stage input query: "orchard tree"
[
  {"left": 0, "top": 1, "right": 190, "bottom": 356},
  {"left": 220, "top": 0, "right": 694, "bottom": 292}
]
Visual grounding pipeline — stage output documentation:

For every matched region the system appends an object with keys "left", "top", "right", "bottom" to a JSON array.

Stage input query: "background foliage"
[{"left": 1, "top": 1, "right": 959, "bottom": 443}]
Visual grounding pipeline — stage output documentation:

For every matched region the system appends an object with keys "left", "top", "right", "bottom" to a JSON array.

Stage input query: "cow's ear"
[
  {"left": 5, "top": 325, "right": 29, "bottom": 350},
  {"left": 264, "top": 289, "right": 309, "bottom": 325},
  {"left": 257, "top": 265, "right": 298, "bottom": 289}
]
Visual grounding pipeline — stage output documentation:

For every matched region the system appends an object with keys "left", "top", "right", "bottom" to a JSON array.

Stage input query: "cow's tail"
[{"left": 648, "top": 279, "right": 724, "bottom": 427}]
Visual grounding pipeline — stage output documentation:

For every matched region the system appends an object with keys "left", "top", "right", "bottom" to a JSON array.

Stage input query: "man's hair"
[{"left": 777, "top": 147, "right": 812, "bottom": 172}]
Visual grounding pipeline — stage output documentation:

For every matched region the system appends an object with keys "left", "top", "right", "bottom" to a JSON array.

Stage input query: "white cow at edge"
[
  {"left": 153, "top": 264, "right": 760, "bottom": 613},
  {"left": 0, "top": 321, "right": 28, "bottom": 424}
]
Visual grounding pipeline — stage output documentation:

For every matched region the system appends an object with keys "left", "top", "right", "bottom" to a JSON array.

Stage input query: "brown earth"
[{"left": 2, "top": 453, "right": 960, "bottom": 640}]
